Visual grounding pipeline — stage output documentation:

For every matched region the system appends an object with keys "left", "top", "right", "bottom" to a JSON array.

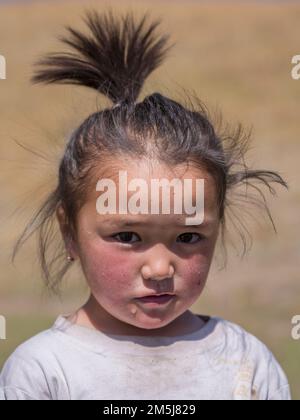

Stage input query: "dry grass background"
[{"left": 0, "top": 0, "right": 299, "bottom": 399}]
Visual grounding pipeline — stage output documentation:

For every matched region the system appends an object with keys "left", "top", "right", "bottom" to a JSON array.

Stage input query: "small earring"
[{"left": 67, "top": 255, "right": 75, "bottom": 262}]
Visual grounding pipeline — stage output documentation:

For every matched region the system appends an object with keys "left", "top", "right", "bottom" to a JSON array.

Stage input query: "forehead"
[
  {"left": 93, "top": 157, "right": 216, "bottom": 191},
  {"left": 82, "top": 157, "right": 219, "bottom": 224},
  {"left": 106, "top": 157, "right": 205, "bottom": 178}
]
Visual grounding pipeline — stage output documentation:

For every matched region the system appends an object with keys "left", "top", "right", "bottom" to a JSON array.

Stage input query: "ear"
[{"left": 56, "top": 205, "right": 79, "bottom": 258}]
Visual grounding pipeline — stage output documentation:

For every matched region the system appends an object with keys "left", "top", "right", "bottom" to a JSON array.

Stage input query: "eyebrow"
[{"left": 103, "top": 218, "right": 215, "bottom": 228}]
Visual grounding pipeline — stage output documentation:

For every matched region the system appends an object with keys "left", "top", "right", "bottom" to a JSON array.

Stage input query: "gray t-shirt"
[{"left": 0, "top": 315, "right": 291, "bottom": 400}]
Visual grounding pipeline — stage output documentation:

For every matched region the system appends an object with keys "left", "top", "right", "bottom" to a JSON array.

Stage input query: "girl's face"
[{"left": 68, "top": 158, "right": 220, "bottom": 334}]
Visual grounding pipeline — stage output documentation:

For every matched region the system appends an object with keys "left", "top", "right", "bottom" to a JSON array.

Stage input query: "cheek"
[
  {"left": 188, "top": 239, "right": 217, "bottom": 285},
  {"left": 181, "top": 254, "right": 212, "bottom": 290},
  {"left": 80, "top": 242, "right": 135, "bottom": 296}
]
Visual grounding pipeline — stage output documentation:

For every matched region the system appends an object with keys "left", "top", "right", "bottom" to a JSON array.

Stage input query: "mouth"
[{"left": 135, "top": 293, "right": 176, "bottom": 306}]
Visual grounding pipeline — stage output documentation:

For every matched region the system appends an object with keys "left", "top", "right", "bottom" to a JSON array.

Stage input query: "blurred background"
[{"left": 0, "top": 0, "right": 299, "bottom": 399}]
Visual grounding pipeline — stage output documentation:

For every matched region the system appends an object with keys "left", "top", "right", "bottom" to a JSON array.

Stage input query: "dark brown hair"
[{"left": 11, "top": 9, "right": 288, "bottom": 291}]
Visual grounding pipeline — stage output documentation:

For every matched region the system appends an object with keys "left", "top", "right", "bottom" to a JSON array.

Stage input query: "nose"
[{"left": 141, "top": 244, "right": 175, "bottom": 281}]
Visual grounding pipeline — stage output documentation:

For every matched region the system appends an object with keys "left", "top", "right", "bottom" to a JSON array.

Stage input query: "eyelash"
[{"left": 111, "top": 232, "right": 205, "bottom": 245}]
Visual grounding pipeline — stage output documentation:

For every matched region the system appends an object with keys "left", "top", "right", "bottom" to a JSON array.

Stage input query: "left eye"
[
  {"left": 112, "top": 232, "right": 140, "bottom": 243},
  {"left": 177, "top": 233, "right": 203, "bottom": 244}
]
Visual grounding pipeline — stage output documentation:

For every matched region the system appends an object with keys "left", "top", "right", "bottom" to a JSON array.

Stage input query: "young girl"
[{"left": 0, "top": 10, "right": 291, "bottom": 400}]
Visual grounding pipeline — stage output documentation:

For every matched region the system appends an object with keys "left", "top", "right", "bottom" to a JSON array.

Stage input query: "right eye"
[{"left": 112, "top": 232, "right": 141, "bottom": 243}]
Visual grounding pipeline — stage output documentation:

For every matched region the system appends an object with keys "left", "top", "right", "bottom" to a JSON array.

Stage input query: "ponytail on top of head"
[
  {"left": 12, "top": 9, "right": 288, "bottom": 292},
  {"left": 31, "top": 9, "right": 172, "bottom": 105}
]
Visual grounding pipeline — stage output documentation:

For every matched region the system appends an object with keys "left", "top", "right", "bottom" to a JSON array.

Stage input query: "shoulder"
[
  {"left": 0, "top": 324, "right": 69, "bottom": 400},
  {"left": 212, "top": 317, "right": 279, "bottom": 363},
  {"left": 2, "top": 324, "right": 63, "bottom": 366},
  {"left": 208, "top": 316, "right": 291, "bottom": 400},
  {"left": 211, "top": 317, "right": 269, "bottom": 355}
]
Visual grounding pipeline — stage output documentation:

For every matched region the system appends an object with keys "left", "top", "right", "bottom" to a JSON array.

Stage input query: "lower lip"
[{"left": 135, "top": 294, "right": 175, "bottom": 306}]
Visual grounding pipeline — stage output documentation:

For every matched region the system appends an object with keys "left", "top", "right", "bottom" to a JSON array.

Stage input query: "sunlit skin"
[{"left": 57, "top": 158, "right": 220, "bottom": 337}]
